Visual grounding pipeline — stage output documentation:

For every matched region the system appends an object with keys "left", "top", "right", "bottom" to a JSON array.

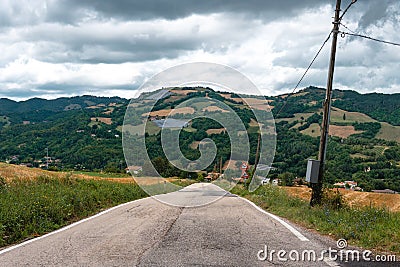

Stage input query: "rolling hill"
[{"left": 1, "top": 86, "right": 400, "bottom": 192}]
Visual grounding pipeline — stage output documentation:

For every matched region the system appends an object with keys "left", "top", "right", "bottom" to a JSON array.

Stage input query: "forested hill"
[
  {"left": 332, "top": 89, "right": 400, "bottom": 126},
  {"left": 1, "top": 87, "right": 400, "bottom": 192},
  {"left": 273, "top": 86, "right": 400, "bottom": 126},
  {"left": 0, "top": 95, "right": 126, "bottom": 115}
]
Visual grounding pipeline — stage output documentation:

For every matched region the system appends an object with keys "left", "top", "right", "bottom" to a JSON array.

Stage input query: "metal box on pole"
[{"left": 306, "top": 159, "right": 320, "bottom": 183}]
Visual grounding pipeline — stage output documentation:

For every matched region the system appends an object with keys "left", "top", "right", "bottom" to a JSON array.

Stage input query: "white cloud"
[{"left": 0, "top": 1, "right": 399, "bottom": 100}]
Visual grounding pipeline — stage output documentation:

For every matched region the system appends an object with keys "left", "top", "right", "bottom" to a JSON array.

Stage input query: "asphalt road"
[{"left": 0, "top": 183, "right": 397, "bottom": 266}]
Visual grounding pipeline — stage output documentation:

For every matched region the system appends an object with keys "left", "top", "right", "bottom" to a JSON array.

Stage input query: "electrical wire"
[
  {"left": 275, "top": 31, "right": 332, "bottom": 117},
  {"left": 339, "top": 22, "right": 356, "bottom": 34},
  {"left": 339, "top": 31, "right": 400, "bottom": 47},
  {"left": 339, "top": 0, "right": 358, "bottom": 23}
]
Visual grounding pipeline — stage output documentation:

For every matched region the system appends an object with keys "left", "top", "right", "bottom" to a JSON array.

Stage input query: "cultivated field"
[
  {"left": 275, "top": 112, "right": 314, "bottom": 123},
  {"left": 282, "top": 186, "right": 400, "bottom": 212},
  {"left": 328, "top": 125, "right": 362, "bottom": 138},
  {"left": 300, "top": 123, "right": 320, "bottom": 137},
  {"left": 206, "top": 128, "right": 226, "bottom": 135},
  {"left": 90, "top": 117, "right": 112, "bottom": 125},
  {"left": 143, "top": 107, "right": 195, "bottom": 117},
  {"left": 377, "top": 122, "right": 400, "bottom": 143},
  {"left": 0, "top": 163, "right": 132, "bottom": 183},
  {"left": 202, "top": 106, "right": 229, "bottom": 113},
  {"left": 330, "top": 107, "right": 377, "bottom": 124}
]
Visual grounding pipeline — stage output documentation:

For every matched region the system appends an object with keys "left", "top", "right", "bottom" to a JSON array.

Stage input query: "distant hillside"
[
  {"left": 0, "top": 95, "right": 126, "bottom": 114},
  {"left": 0, "top": 86, "right": 399, "bottom": 192},
  {"left": 0, "top": 95, "right": 127, "bottom": 125},
  {"left": 274, "top": 86, "right": 400, "bottom": 126}
]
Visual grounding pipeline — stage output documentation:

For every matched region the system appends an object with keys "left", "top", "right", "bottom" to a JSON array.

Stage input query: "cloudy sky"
[{"left": 0, "top": 0, "right": 399, "bottom": 100}]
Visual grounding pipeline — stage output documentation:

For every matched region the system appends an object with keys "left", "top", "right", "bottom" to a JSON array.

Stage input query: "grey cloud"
[
  {"left": 54, "top": 0, "right": 326, "bottom": 22},
  {"left": 357, "top": 0, "right": 392, "bottom": 31}
]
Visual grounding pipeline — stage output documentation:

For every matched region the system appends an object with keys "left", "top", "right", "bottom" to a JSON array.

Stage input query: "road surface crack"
[{"left": 136, "top": 207, "right": 184, "bottom": 266}]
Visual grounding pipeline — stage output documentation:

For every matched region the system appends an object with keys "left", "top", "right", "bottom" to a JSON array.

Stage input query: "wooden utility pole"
[
  {"left": 247, "top": 132, "right": 261, "bottom": 189},
  {"left": 310, "top": 0, "right": 341, "bottom": 206},
  {"left": 219, "top": 157, "right": 223, "bottom": 175},
  {"left": 254, "top": 132, "right": 261, "bottom": 171},
  {"left": 46, "top": 147, "right": 49, "bottom": 170}
]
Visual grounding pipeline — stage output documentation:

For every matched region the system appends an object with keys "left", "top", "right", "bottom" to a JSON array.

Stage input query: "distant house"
[
  {"left": 126, "top": 166, "right": 142, "bottom": 175},
  {"left": 334, "top": 181, "right": 358, "bottom": 190},
  {"left": 19, "top": 163, "right": 33, "bottom": 168},
  {"left": 272, "top": 179, "right": 280, "bottom": 186},
  {"left": 205, "top": 172, "right": 220, "bottom": 182},
  {"left": 371, "top": 189, "right": 398, "bottom": 194},
  {"left": 232, "top": 162, "right": 250, "bottom": 183}
]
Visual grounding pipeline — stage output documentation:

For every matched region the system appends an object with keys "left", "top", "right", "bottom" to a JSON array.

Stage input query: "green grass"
[
  {"left": 123, "top": 121, "right": 161, "bottom": 135},
  {"left": 247, "top": 126, "right": 260, "bottom": 134},
  {"left": 0, "top": 116, "right": 9, "bottom": 124},
  {"left": 0, "top": 175, "right": 147, "bottom": 247},
  {"left": 377, "top": 122, "right": 400, "bottom": 143},
  {"left": 330, "top": 107, "right": 377, "bottom": 124},
  {"left": 275, "top": 112, "right": 314, "bottom": 123},
  {"left": 190, "top": 101, "right": 214, "bottom": 112},
  {"left": 231, "top": 184, "right": 400, "bottom": 254},
  {"left": 300, "top": 123, "right": 320, "bottom": 137}
]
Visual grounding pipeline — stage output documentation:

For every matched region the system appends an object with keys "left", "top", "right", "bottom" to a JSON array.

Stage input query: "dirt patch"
[
  {"left": 282, "top": 186, "right": 400, "bottom": 212},
  {"left": 222, "top": 159, "right": 240, "bottom": 170},
  {"left": 190, "top": 141, "right": 200, "bottom": 149},
  {"left": 206, "top": 128, "right": 225, "bottom": 135},
  {"left": 220, "top": 93, "right": 242, "bottom": 103},
  {"left": 87, "top": 106, "right": 100, "bottom": 109},
  {"left": 329, "top": 125, "right": 363, "bottom": 138},
  {"left": 170, "top": 107, "right": 195, "bottom": 115},
  {"left": 242, "top": 98, "right": 270, "bottom": 106},
  {"left": 143, "top": 107, "right": 195, "bottom": 117},
  {"left": 163, "top": 95, "right": 186, "bottom": 103},
  {"left": 202, "top": 106, "right": 229, "bottom": 113},
  {"left": 102, "top": 108, "right": 114, "bottom": 115},
  {"left": 171, "top": 89, "right": 197, "bottom": 95},
  {"left": 91, "top": 117, "right": 112, "bottom": 125},
  {"left": 249, "top": 119, "right": 260, "bottom": 127},
  {"left": 251, "top": 104, "right": 273, "bottom": 111}
]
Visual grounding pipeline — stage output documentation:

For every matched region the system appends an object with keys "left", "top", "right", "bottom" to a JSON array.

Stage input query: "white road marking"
[
  {"left": 238, "top": 196, "right": 310, "bottom": 242},
  {"left": 0, "top": 197, "right": 150, "bottom": 255}
]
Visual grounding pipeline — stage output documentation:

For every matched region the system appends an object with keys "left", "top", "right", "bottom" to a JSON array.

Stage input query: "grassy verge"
[
  {"left": 231, "top": 184, "right": 400, "bottom": 254},
  {"left": 0, "top": 174, "right": 147, "bottom": 247}
]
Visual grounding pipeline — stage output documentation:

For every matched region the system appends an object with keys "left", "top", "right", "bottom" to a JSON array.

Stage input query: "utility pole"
[
  {"left": 310, "top": 0, "right": 341, "bottom": 206},
  {"left": 254, "top": 132, "right": 261, "bottom": 171},
  {"left": 219, "top": 157, "right": 223, "bottom": 175},
  {"left": 45, "top": 147, "right": 49, "bottom": 170},
  {"left": 248, "top": 132, "right": 261, "bottom": 189}
]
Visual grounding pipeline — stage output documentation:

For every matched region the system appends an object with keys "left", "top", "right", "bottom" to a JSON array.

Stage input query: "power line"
[
  {"left": 339, "top": 22, "right": 356, "bottom": 34},
  {"left": 276, "top": 31, "right": 332, "bottom": 116},
  {"left": 338, "top": 0, "right": 358, "bottom": 23},
  {"left": 339, "top": 31, "right": 400, "bottom": 47}
]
